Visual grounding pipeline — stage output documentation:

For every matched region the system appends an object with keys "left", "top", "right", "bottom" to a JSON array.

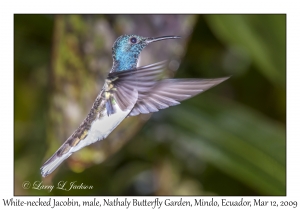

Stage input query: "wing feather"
[{"left": 128, "top": 78, "right": 229, "bottom": 116}]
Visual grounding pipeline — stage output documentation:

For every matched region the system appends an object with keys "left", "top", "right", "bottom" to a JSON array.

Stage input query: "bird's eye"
[{"left": 130, "top": 37, "right": 137, "bottom": 44}]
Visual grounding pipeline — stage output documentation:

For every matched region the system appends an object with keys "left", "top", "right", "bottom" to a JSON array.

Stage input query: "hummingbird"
[{"left": 40, "top": 34, "right": 229, "bottom": 177}]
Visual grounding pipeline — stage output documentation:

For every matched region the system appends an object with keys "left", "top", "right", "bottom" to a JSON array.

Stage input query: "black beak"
[{"left": 145, "top": 36, "right": 181, "bottom": 44}]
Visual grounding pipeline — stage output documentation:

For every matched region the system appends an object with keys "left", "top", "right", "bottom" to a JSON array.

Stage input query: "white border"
[{"left": 2, "top": 0, "right": 299, "bottom": 209}]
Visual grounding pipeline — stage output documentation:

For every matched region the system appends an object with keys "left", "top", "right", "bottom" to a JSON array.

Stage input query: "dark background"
[{"left": 14, "top": 14, "right": 286, "bottom": 195}]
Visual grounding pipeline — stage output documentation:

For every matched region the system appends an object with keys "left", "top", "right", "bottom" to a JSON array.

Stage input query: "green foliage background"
[{"left": 14, "top": 15, "right": 285, "bottom": 195}]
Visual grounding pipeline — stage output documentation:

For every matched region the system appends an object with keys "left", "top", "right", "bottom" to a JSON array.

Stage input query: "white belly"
[
  {"left": 71, "top": 89, "right": 138, "bottom": 153},
  {"left": 72, "top": 104, "right": 129, "bottom": 152}
]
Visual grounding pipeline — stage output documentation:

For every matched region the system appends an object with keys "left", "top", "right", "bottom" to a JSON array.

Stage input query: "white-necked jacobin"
[{"left": 40, "top": 34, "right": 229, "bottom": 177}]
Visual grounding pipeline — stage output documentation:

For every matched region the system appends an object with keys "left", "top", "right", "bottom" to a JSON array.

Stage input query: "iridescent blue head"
[{"left": 111, "top": 34, "right": 180, "bottom": 72}]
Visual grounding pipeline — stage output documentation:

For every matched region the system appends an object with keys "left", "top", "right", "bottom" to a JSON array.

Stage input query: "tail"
[{"left": 40, "top": 143, "right": 73, "bottom": 177}]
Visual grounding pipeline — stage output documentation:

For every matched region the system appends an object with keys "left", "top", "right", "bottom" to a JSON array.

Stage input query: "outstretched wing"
[
  {"left": 128, "top": 77, "right": 229, "bottom": 116},
  {"left": 109, "top": 61, "right": 229, "bottom": 117}
]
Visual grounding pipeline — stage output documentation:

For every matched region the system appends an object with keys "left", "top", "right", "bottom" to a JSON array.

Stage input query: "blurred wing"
[
  {"left": 108, "top": 60, "right": 168, "bottom": 111},
  {"left": 128, "top": 78, "right": 229, "bottom": 116},
  {"left": 41, "top": 89, "right": 138, "bottom": 177}
]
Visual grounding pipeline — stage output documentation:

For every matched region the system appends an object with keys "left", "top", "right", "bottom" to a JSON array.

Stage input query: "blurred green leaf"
[
  {"left": 205, "top": 15, "right": 286, "bottom": 87},
  {"left": 165, "top": 95, "right": 285, "bottom": 195}
]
